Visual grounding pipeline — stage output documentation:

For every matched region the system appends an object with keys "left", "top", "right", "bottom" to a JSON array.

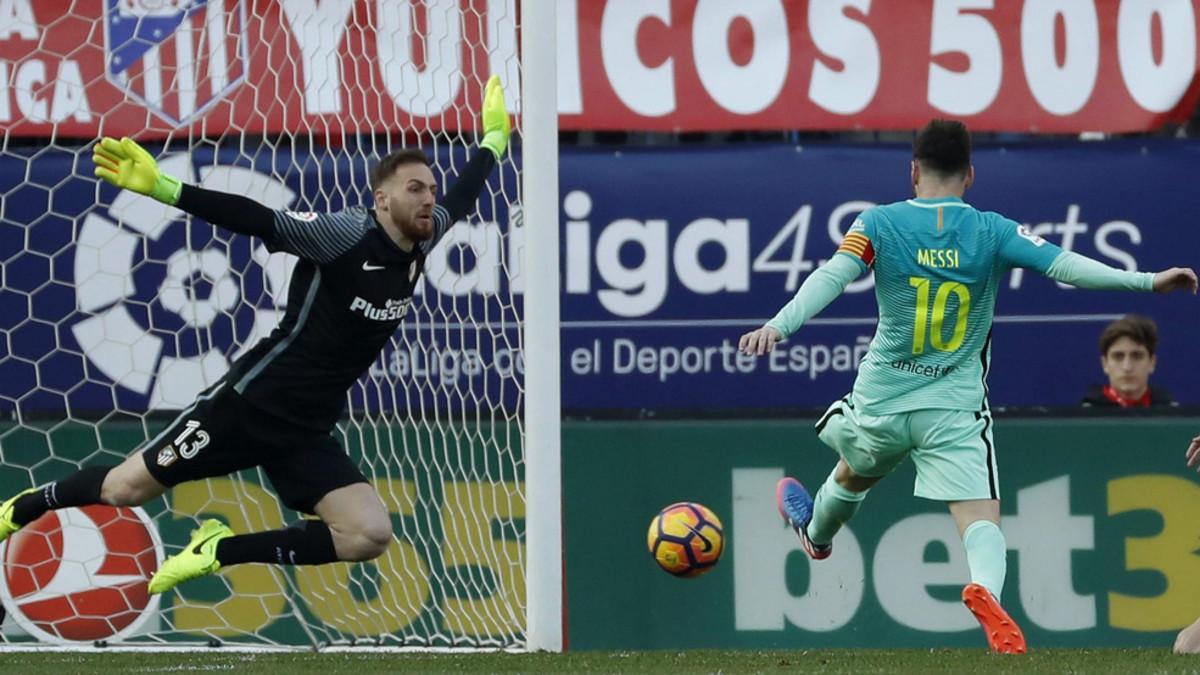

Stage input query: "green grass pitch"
[{"left": 0, "top": 649, "right": 1198, "bottom": 674}]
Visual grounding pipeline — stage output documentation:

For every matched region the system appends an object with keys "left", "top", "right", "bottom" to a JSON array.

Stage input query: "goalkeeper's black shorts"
[{"left": 138, "top": 384, "right": 367, "bottom": 514}]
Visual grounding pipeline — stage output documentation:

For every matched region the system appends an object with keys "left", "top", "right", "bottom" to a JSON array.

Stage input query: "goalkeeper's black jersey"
[
  {"left": 222, "top": 205, "right": 450, "bottom": 433},
  {"left": 174, "top": 151, "right": 497, "bottom": 435}
]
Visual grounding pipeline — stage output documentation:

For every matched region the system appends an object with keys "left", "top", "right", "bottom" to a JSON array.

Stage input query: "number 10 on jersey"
[{"left": 909, "top": 276, "right": 971, "bottom": 354}]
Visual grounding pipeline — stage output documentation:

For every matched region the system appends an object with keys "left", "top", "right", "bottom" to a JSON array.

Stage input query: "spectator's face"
[
  {"left": 375, "top": 163, "right": 438, "bottom": 242},
  {"left": 1101, "top": 336, "right": 1156, "bottom": 396}
]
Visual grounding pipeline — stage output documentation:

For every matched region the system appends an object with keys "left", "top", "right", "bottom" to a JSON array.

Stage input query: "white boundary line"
[{"left": 0, "top": 644, "right": 524, "bottom": 654}]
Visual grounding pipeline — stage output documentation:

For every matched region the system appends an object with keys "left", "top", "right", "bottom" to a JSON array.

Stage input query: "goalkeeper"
[
  {"left": 0, "top": 77, "right": 510, "bottom": 594},
  {"left": 740, "top": 120, "right": 1196, "bottom": 654}
]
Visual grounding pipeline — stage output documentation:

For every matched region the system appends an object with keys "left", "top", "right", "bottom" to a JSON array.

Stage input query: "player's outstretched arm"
[
  {"left": 92, "top": 136, "right": 275, "bottom": 239},
  {"left": 1043, "top": 250, "right": 1197, "bottom": 295},
  {"left": 739, "top": 325, "right": 783, "bottom": 356},
  {"left": 738, "top": 254, "right": 861, "bottom": 356},
  {"left": 438, "top": 75, "right": 510, "bottom": 226},
  {"left": 1185, "top": 434, "right": 1200, "bottom": 472},
  {"left": 1153, "top": 267, "right": 1199, "bottom": 294}
]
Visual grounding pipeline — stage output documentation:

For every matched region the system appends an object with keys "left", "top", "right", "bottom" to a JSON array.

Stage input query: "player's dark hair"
[
  {"left": 913, "top": 119, "right": 971, "bottom": 178},
  {"left": 1099, "top": 314, "right": 1159, "bottom": 356},
  {"left": 370, "top": 149, "right": 431, "bottom": 192}
]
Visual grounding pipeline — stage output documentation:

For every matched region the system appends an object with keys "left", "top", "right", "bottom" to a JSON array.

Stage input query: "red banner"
[{"left": 1, "top": 0, "right": 1197, "bottom": 138}]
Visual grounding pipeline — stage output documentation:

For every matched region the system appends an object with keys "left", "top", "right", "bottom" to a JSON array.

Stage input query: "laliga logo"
[
  {"left": 0, "top": 506, "right": 163, "bottom": 643},
  {"left": 72, "top": 156, "right": 298, "bottom": 410}
]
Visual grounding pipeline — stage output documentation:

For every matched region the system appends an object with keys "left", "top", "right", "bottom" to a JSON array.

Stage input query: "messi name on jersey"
[
  {"left": 916, "top": 248, "right": 961, "bottom": 269},
  {"left": 350, "top": 296, "right": 412, "bottom": 322}
]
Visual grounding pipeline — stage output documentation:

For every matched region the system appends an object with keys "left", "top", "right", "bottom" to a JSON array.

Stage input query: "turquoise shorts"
[{"left": 814, "top": 395, "right": 999, "bottom": 501}]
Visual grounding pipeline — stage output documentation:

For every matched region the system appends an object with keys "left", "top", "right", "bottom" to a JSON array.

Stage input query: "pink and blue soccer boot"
[{"left": 776, "top": 477, "right": 831, "bottom": 560}]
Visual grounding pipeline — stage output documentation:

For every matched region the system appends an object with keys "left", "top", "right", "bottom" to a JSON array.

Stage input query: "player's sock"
[
  {"left": 10, "top": 465, "right": 113, "bottom": 526},
  {"left": 806, "top": 470, "right": 867, "bottom": 546},
  {"left": 962, "top": 519, "right": 1007, "bottom": 598},
  {"left": 215, "top": 520, "right": 338, "bottom": 566}
]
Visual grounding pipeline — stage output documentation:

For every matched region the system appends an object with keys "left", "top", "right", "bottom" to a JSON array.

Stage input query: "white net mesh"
[{"left": 0, "top": 0, "right": 526, "bottom": 648}]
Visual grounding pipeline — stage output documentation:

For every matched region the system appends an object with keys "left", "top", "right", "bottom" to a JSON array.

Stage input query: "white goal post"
[
  {"left": 519, "top": 0, "right": 564, "bottom": 655},
  {"left": 0, "top": 0, "right": 562, "bottom": 652}
]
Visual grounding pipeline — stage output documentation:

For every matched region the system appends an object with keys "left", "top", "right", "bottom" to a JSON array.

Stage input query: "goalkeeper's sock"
[
  {"left": 215, "top": 520, "right": 338, "bottom": 566},
  {"left": 962, "top": 519, "right": 1007, "bottom": 598},
  {"left": 11, "top": 465, "right": 114, "bottom": 526},
  {"left": 806, "top": 470, "right": 867, "bottom": 546}
]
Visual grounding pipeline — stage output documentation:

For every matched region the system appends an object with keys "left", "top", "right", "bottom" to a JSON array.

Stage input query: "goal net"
[{"left": 0, "top": 0, "right": 532, "bottom": 649}]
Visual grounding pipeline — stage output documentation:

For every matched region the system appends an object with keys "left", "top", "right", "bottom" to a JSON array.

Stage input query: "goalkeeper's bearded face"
[{"left": 374, "top": 162, "right": 438, "bottom": 243}]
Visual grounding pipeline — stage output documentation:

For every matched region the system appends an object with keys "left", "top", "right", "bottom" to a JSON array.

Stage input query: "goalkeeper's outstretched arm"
[
  {"left": 439, "top": 75, "right": 509, "bottom": 225},
  {"left": 91, "top": 76, "right": 512, "bottom": 250},
  {"left": 90, "top": 136, "right": 278, "bottom": 239}
]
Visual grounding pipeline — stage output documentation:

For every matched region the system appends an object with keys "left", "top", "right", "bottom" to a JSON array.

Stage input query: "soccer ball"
[{"left": 646, "top": 502, "right": 724, "bottom": 577}]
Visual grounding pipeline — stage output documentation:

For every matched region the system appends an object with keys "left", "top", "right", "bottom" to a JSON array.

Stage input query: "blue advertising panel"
[
  {"left": 1, "top": 140, "right": 1197, "bottom": 417},
  {"left": 560, "top": 141, "right": 1200, "bottom": 412}
]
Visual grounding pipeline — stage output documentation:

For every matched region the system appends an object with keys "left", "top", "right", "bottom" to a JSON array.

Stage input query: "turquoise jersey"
[{"left": 838, "top": 196, "right": 1063, "bottom": 414}]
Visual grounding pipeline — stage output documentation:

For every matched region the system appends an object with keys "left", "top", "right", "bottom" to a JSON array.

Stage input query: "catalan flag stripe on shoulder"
[{"left": 838, "top": 231, "right": 875, "bottom": 267}]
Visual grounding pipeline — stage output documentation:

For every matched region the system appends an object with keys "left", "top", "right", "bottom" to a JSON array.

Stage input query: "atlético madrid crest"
[{"left": 103, "top": 0, "right": 248, "bottom": 126}]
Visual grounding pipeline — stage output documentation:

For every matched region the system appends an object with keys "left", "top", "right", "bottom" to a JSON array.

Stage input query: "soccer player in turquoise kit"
[{"left": 739, "top": 120, "right": 1197, "bottom": 654}]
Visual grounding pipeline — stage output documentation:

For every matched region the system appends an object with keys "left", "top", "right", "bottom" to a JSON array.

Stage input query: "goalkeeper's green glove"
[
  {"left": 479, "top": 75, "right": 510, "bottom": 160},
  {"left": 92, "top": 136, "right": 182, "bottom": 205}
]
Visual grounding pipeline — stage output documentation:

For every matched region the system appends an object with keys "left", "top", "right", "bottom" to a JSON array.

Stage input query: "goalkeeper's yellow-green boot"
[
  {"left": 148, "top": 519, "right": 234, "bottom": 594},
  {"left": 0, "top": 487, "right": 39, "bottom": 545}
]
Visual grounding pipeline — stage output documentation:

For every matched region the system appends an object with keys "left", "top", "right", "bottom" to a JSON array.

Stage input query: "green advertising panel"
[
  {"left": 0, "top": 420, "right": 524, "bottom": 647},
  {"left": 563, "top": 417, "right": 1200, "bottom": 651},
  {"left": 3, "top": 417, "right": 1198, "bottom": 650}
]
